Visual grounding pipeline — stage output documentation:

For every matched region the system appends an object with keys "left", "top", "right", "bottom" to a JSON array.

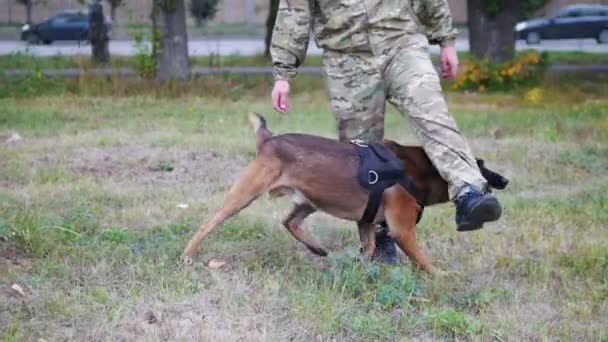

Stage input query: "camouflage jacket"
[{"left": 271, "top": 0, "right": 458, "bottom": 80}]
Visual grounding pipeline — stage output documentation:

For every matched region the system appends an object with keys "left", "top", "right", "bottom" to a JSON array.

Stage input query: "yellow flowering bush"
[{"left": 453, "top": 50, "right": 548, "bottom": 92}]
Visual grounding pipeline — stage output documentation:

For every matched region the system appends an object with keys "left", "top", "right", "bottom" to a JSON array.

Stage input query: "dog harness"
[{"left": 351, "top": 140, "right": 427, "bottom": 224}]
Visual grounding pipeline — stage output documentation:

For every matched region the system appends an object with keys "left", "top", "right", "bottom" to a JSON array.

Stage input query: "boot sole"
[{"left": 457, "top": 196, "right": 502, "bottom": 232}]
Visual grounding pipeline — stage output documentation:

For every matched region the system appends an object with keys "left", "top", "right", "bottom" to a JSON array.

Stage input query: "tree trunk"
[
  {"left": 26, "top": 0, "right": 33, "bottom": 24},
  {"left": 156, "top": 0, "right": 190, "bottom": 81},
  {"left": 264, "top": 0, "right": 280, "bottom": 58},
  {"left": 468, "top": 0, "right": 518, "bottom": 62},
  {"left": 89, "top": 1, "right": 110, "bottom": 63},
  {"left": 110, "top": 4, "right": 117, "bottom": 23},
  {"left": 150, "top": 4, "right": 159, "bottom": 64}
]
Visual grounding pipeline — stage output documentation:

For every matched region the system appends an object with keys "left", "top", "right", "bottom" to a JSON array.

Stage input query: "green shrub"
[
  {"left": 101, "top": 227, "right": 132, "bottom": 243},
  {"left": 321, "top": 251, "right": 422, "bottom": 309},
  {"left": 425, "top": 307, "right": 483, "bottom": 338},
  {"left": 131, "top": 28, "right": 158, "bottom": 78}
]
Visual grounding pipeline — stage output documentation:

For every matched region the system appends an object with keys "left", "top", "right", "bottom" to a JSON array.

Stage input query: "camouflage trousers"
[{"left": 323, "top": 43, "right": 486, "bottom": 200}]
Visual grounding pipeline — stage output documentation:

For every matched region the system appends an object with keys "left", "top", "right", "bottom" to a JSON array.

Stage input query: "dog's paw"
[{"left": 308, "top": 246, "right": 328, "bottom": 257}]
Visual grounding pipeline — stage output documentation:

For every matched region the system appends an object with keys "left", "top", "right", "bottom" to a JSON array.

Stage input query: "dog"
[{"left": 183, "top": 113, "right": 508, "bottom": 273}]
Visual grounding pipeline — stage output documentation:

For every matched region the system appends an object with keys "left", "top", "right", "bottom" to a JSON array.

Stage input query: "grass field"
[{"left": 1, "top": 74, "right": 607, "bottom": 341}]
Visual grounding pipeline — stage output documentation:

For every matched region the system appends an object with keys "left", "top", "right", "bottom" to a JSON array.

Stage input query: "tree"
[
  {"left": 16, "top": 0, "right": 34, "bottom": 24},
  {"left": 264, "top": 0, "right": 279, "bottom": 57},
  {"left": 105, "top": 0, "right": 122, "bottom": 23},
  {"left": 154, "top": 0, "right": 190, "bottom": 81},
  {"left": 467, "top": 0, "right": 548, "bottom": 62},
  {"left": 189, "top": 0, "right": 220, "bottom": 27},
  {"left": 89, "top": 0, "right": 110, "bottom": 63}
]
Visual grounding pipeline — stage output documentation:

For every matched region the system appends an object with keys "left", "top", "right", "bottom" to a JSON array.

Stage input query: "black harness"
[{"left": 351, "top": 140, "right": 427, "bottom": 224}]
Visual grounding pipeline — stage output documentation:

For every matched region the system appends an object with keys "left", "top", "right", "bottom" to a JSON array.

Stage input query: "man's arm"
[
  {"left": 270, "top": 0, "right": 312, "bottom": 81},
  {"left": 413, "top": 0, "right": 458, "bottom": 46}
]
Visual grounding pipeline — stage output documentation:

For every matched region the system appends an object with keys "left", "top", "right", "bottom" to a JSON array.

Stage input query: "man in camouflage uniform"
[{"left": 269, "top": 0, "right": 502, "bottom": 262}]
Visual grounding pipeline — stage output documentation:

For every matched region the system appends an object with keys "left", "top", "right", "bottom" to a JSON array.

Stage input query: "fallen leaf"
[
  {"left": 11, "top": 283, "right": 25, "bottom": 297},
  {"left": 208, "top": 259, "right": 226, "bottom": 269}
]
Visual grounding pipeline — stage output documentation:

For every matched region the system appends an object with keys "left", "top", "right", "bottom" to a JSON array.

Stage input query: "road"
[{"left": 1, "top": 37, "right": 607, "bottom": 56}]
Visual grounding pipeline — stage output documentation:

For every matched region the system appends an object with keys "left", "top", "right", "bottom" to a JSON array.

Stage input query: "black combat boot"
[
  {"left": 373, "top": 222, "right": 398, "bottom": 264},
  {"left": 455, "top": 185, "right": 502, "bottom": 231}
]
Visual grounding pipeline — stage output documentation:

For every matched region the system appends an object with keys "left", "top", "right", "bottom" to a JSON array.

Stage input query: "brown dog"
[{"left": 183, "top": 113, "right": 507, "bottom": 273}]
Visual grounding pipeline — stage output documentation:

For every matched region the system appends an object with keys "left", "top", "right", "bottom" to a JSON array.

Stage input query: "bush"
[
  {"left": 189, "top": 0, "right": 220, "bottom": 27},
  {"left": 453, "top": 50, "right": 548, "bottom": 92},
  {"left": 131, "top": 28, "right": 158, "bottom": 78}
]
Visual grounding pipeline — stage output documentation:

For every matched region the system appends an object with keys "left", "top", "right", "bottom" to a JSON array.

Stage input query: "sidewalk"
[{"left": 1, "top": 37, "right": 607, "bottom": 56}]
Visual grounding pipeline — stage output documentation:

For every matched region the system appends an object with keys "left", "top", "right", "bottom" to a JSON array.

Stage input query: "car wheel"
[
  {"left": 26, "top": 33, "right": 40, "bottom": 45},
  {"left": 598, "top": 29, "right": 608, "bottom": 44},
  {"left": 79, "top": 31, "right": 88, "bottom": 42},
  {"left": 43, "top": 39, "right": 52, "bottom": 45},
  {"left": 526, "top": 32, "right": 541, "bottom": 45}
]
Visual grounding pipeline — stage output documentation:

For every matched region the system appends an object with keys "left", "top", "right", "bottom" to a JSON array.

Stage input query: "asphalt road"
[{"left": 1, "top": 37, "right": 607, "bottom": 56}]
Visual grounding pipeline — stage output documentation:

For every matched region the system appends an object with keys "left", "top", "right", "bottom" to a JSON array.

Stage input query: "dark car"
[
  {"left": 515, "top": 4, "right": 608, "bottom": 44},
  {"left": 20, "top": 10, "right": 111, "bottom": 45}
]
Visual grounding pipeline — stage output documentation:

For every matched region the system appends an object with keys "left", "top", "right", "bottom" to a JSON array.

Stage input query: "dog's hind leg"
[
  {"left": 183, "top": 159, "right": 278, "bottom": 263},
  {"left": 383, "top": 187, "right": 434, "bottom": 273},
  {"left": 357, "top": 222, "right": 376, "bottom": 260},
  {"left": 282, "top": 204, "right": 327, "bottom": 256}
]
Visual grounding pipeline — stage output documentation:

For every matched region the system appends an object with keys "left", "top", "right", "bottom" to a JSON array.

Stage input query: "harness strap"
[
  {"left": 361, "top": 187, "right": 385, "bottom": 224},
  {"left": 351, "top": 140, "right": 428, "bottom": 224}
]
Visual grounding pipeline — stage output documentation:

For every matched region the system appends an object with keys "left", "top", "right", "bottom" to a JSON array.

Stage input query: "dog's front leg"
[
  {"left": 357, "top": 222, "right": 376, "bottom": 260},
  {"left": 383, "top": 187, "right": 434, "bottom": 273}
]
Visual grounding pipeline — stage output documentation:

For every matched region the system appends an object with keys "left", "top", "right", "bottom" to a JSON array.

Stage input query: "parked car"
[
  {"left": 515, "top": 4, "right": 608, "bottom": 44},
  {"left": 20, "top": 10, "right": 111, "bottom": 45}
]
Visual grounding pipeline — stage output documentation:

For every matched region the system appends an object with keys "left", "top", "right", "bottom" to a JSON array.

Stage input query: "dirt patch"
[
  {"left": 0, "top": 241, "right": 32, "bottom": 272},
  {"left": 37, "top": 146, "right": 249, "bottom": 189},
  {"left": 90, "top": 278, "right": 319, "bottom": 342}
]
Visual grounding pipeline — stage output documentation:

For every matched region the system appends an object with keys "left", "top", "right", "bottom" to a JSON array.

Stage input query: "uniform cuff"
[
  {"left": 273, "top": 65, "right": 296, "bottom": 81},
  {"left": 439, "top": 38, "right": 456, "bottom": 47}
]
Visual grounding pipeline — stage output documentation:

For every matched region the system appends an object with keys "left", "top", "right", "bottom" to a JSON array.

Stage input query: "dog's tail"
[{"left": 248, "top": 112, "right": 273, "bottom": 150}]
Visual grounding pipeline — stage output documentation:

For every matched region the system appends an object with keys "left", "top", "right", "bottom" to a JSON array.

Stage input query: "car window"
[
  {"left": 67, "top": 15, "right": 87, "bottom": 23},
  {"left": 588, "top": 8, "right": 608, "bottom": 16},
  {"left": 556, "top": 10, "right": 570, "bottom": 18},
  {"left": 51, "top": 16, "right": 69, "bottom": 25}
]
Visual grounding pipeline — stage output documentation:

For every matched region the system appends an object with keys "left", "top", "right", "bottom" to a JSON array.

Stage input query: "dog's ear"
[{"left": 477, "top": 159, "right": 509, "bottom": 190}]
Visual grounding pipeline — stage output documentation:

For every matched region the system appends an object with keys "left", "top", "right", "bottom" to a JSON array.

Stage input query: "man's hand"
[
  {"left": 440, "top": 44, "right": 459, "bottom": 80},
  {"left": 271, "top": 80, "right": 291, "bottom": 113}
]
